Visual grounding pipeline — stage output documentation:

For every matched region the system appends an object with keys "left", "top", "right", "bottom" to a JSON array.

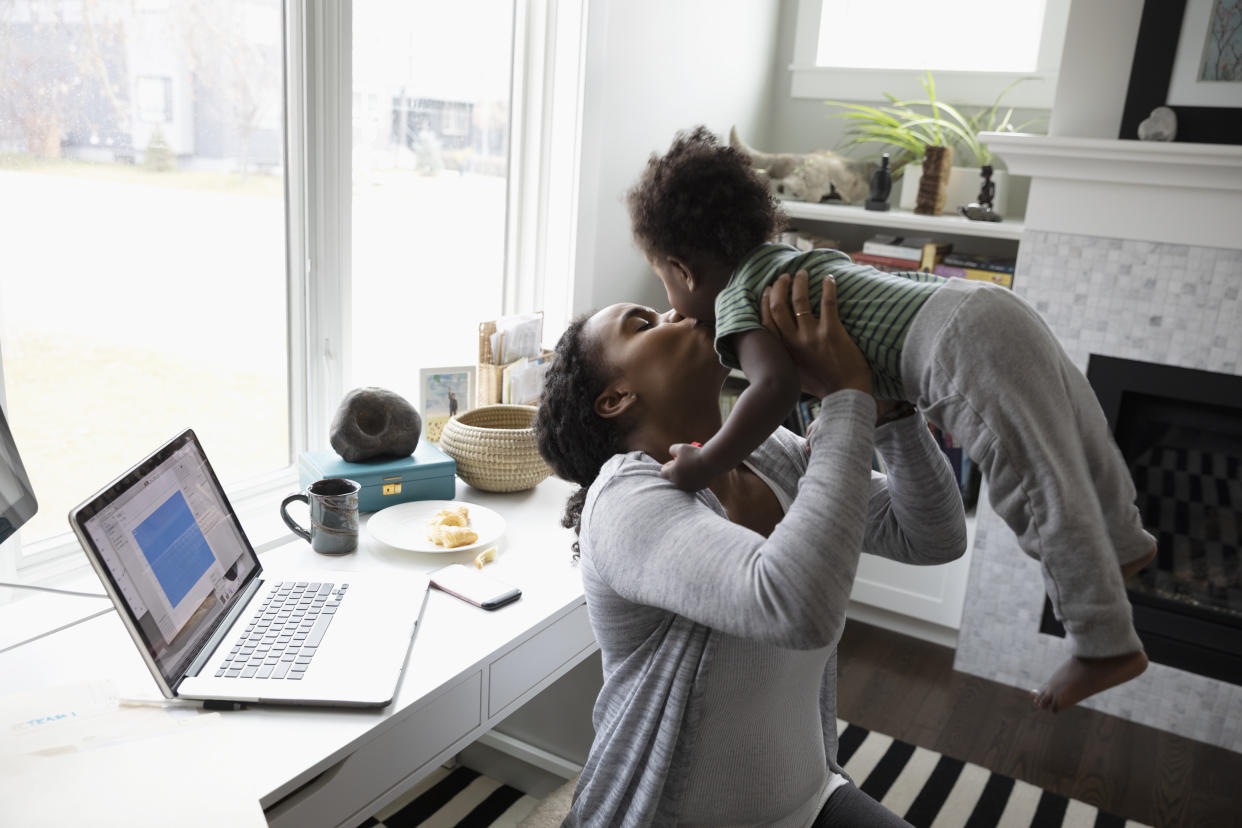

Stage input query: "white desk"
[{"left": 0, "top": 476, "right": 596, "bottom": 828}]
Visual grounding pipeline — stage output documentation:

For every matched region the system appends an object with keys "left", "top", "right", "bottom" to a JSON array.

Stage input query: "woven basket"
[{"left": 439, "top": 405, "right": 552, "bottom": 493}]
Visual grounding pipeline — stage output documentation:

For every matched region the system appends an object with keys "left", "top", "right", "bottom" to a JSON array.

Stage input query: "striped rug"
[
  {"left": 366, "top": 720, "right": 1151, "bottom": 827},
  {"left": 833, "top": 720, "right": 1150, "bottom": 828},
  {"left": 362, "top": 765, "right": 540, "bottom": 827}
]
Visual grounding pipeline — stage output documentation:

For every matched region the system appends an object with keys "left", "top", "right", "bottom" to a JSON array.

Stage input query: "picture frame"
[
  {"left": 1119, "top": 0, "right": 1242, "bottom": 144},
  {"left": 1167, "top": 0, "right": 1242, "bottom": 107},
  {"left": 419, "top": 365, "right": 475, "bottom": 442}
]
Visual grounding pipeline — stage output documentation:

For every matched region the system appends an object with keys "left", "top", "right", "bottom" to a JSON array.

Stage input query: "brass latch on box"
[{"left": 382, "top": 477, "right": 402, "bottom": 496}]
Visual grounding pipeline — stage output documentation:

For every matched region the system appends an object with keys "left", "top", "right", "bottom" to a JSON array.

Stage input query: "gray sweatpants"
[{"left": 901, "top": 278, "right": 1151, "bottom": 658}]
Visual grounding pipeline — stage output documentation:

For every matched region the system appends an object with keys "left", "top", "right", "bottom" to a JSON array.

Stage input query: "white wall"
[
  {"left": 766, "top": 1, "right": 1052, "bottom": 158},
  {"left": 567, "top": 0, "right": 1153, "bottom": 317},
  {"left": 572, "top": 0, "right": 782, "bottom": 316},
  {"left": 736, "top": 0, "right": 1049, "bottom": 216},
  {"left": 766, "top": 0, "right": 848, "bottom": 154},
  {"left": 1048, "top": 0, "right": 1144, "bottom": 138}
]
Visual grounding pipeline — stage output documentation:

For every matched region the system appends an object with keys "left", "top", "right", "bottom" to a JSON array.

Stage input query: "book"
[
  {"left": 850, "top": 254, "right": 910, "bottom": 275},
  {"left": 933, "top": 263, "right": 1015, "bottom": 289},
  {"left": 960, "top": 453, "right": 980, "bottom": 509},
  {"left": 917, "top": 241, "right": 952, "bottom": 270},
  {"left": 790, "top": 396, "right": 823, "bottom": 438},
  {"left": 862, "top": 235, "right": 952, "bottom": 266},
  {"left": 928, "top": 423, "right": 978, "bottom": 506},
  {"left": 780, "top": 229, "right": 841, "bottom": 252},
  {"left": 719, "top": 374, "right": 748, "bottom": 420},
  {"left": 854, "top": 248, "right": 948, "bottom": 273},
  {"left": 862, "top": 237, "right": 923, "bottom": 263},
  {"left": 941, "top": 252, "right": 1015, "bottom": 274},
  {"left": 852, "top": 251, "right": 926, "bottom": 271}
]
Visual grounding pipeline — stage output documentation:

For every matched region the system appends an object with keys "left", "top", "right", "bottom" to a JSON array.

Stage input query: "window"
[
  {"left": 441, "top": 102, "right": 472, "bottom": 138},
  {"left": 0, "top": 0, "right": 289, "bottom": 572},
  {"left": 0, "top": 0, "right": 584, "bottom": 582},
  {"left": 349, "top": 0, "right": 585, "bottom": 396},
  {"left": 136, "top": 76, "right": 173, "bottom": 123},
  {"left": 790, "top": 0, "right": 1071, "bottom": 107},
  {"left": 350, "top": 0, "right": 513, "bottom": 399}
]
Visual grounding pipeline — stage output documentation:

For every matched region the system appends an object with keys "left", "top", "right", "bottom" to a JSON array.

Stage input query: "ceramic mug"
[{"left": 280, "top": 478, "right": 361, "bottom": 555}]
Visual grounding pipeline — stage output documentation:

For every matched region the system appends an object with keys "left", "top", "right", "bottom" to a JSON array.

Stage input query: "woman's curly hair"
[
  {"left": 535, "top": 315, "right": 631, "bottom": 559},
  {"left": 627, "top": 125, "right": 784, "bottom": 266}
]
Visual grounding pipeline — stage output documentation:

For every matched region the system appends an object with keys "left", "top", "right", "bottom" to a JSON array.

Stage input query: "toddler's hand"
[{"left": 660, "top": 443, "right": 715, "bottom": 491}]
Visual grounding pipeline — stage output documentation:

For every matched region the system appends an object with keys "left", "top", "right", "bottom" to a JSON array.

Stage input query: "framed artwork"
[
  {"left": 1119, "top": 0, "right": 1242, "bottom": 144},
  {"left": 419, "top": 366, "right": 475, "bottom": 442}
]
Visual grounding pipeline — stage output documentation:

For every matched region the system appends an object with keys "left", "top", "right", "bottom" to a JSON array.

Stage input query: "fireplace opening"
[{"left": 1040, "top": 355, "right": 1242, "bottom": 685}]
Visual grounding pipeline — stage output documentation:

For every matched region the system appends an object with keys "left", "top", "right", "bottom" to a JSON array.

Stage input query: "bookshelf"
[
  {"left": 720, "top": 371, "right": 819, "bottom": 438},
  {"left": 779, "top": 199, "right": 1024, "bottom": 241},
  {"left": 779, "top": 199, "right": 1024, "bottom": 271}
]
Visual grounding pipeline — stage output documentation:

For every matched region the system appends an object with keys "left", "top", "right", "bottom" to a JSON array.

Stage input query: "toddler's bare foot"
[
  {"left": 1032, "top": 651, "right": 1148, "bottom": 713},
  {"left": 1121, "top": 544, "right": 1157, "bottom": 580}
]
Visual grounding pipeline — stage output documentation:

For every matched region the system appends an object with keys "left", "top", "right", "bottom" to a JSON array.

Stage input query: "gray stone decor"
[{"left": 953, "top": 230, "right": 1242, "bottom": 753}]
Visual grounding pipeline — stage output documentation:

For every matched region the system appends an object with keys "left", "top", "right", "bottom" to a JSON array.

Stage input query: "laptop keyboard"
[{"left": 216, "top": 581, "right": 349, "bottom": 680}]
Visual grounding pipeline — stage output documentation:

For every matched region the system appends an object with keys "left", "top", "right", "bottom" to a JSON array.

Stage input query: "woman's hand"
[{"left": 760, "top": 270, "right": 871, "bottom": 399}]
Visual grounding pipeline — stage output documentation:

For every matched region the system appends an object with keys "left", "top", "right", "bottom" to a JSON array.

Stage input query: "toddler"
[{"left": 627, "top": 126, "right": 1154, "bottom": 713}]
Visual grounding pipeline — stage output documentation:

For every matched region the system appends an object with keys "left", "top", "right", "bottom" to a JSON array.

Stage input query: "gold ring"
[{"left": 795, "top": 311, "right": 811, "bottom": 318}]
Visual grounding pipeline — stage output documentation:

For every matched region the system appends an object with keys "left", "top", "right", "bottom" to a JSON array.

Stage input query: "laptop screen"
[
  {"left": 72, "top": 430, "right": 260, "bottom": 687},
  {"left": 0, "top": 403, "right": 38, "bottom": 546}
]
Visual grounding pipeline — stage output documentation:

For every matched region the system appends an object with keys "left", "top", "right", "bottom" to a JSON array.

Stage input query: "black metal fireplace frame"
[
  {"left": 1039, "top": 354, "right": 1242, "bottom": 686},
  {"left": 1088, "top": 355, "right": 1242, "bottom": 436},
  {"left": 1040, "top": 591, "right": 1242, "bottom": 685}
]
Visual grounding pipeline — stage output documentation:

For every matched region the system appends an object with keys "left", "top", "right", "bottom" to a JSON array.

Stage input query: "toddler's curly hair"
[{"left": 627, "top": 125, "right": 785, "bottom": 267}]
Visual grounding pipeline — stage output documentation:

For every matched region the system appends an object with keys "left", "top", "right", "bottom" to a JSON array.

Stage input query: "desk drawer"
[
  {"left": 267, "top": 671, "right": 482, "bottom": 828},
  {"left": 488, "top": 602, "right": 595, "bottom": 718}
]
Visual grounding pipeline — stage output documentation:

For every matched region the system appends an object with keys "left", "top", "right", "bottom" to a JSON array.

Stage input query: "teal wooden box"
[{"left": 298, "top": 441, "right": 457, "bottom": 513}]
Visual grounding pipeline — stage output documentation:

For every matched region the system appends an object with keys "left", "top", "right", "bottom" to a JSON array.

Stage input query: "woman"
[{"left": 535, "top": 272, "right": 967, "bottom": 826}]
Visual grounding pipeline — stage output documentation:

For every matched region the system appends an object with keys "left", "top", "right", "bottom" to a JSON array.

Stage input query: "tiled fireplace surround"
[{"left": 953, "top": 136, "right": 1242, "bottom": 753}]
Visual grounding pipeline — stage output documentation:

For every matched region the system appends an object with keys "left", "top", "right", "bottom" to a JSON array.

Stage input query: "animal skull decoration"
[{"left": 729, "top": 126, "right": 876, "bottom": 205}]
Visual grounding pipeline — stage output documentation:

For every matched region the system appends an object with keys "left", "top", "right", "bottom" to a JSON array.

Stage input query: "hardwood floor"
[{"left": 835, "top": 620, "right": 1242, "bottom": 828}]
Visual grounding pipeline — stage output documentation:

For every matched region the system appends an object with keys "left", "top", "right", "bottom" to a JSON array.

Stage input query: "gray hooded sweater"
[{"left": 568, "top": 391, "right": 967, "bottom": 826}]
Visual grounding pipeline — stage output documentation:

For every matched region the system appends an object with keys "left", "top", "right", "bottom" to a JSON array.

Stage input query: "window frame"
[
  {"left": 4, "top": 0, "right": 581, "bottom": 585},
  {"left": 789, "top": 0, "right": 1071, "bottom": 108},
  {"left": 504, "top": 0, "right": 586, "bottom": 339}
]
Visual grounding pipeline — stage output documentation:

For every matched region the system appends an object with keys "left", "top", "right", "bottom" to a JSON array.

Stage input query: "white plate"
[{"left": 367, "top": 500, "right": 505, "bottom": 554}]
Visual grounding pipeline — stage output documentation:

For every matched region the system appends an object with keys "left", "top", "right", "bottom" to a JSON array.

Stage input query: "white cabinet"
[
  {"left": 779, "top": 199, "right": 1024, "bottom": 253},
  {"left": 848, "top": 514, "right": 977, "bottom": 647}
]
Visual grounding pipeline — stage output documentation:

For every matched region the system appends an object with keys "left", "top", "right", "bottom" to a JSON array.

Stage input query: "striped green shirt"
[{"left": 714, "top": 243, "right": 945, "bottom": 400}]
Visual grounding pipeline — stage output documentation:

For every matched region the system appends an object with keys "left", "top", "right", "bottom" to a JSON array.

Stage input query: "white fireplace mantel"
[{"left": 981, "top": 132, "right": 1242, "bottom": 250}]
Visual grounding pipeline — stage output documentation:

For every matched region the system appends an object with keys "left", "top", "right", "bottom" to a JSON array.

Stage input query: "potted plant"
[{"left": 826, "top": 72, "right": 1040, "bottom": 216}]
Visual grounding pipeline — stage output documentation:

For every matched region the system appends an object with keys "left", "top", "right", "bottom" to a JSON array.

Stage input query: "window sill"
[{"left": 789, "top": 66, "right": 1057, "bottom": 109}]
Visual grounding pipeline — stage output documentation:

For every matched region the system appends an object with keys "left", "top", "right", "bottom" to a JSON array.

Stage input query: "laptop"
[{"left": 69, "top": 429, "right": 428, "bottom": 708}]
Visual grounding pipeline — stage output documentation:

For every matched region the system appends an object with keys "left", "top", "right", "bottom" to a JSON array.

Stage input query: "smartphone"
[{"left": 429, "top": 563, "right": 522, "bottom": 610}]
